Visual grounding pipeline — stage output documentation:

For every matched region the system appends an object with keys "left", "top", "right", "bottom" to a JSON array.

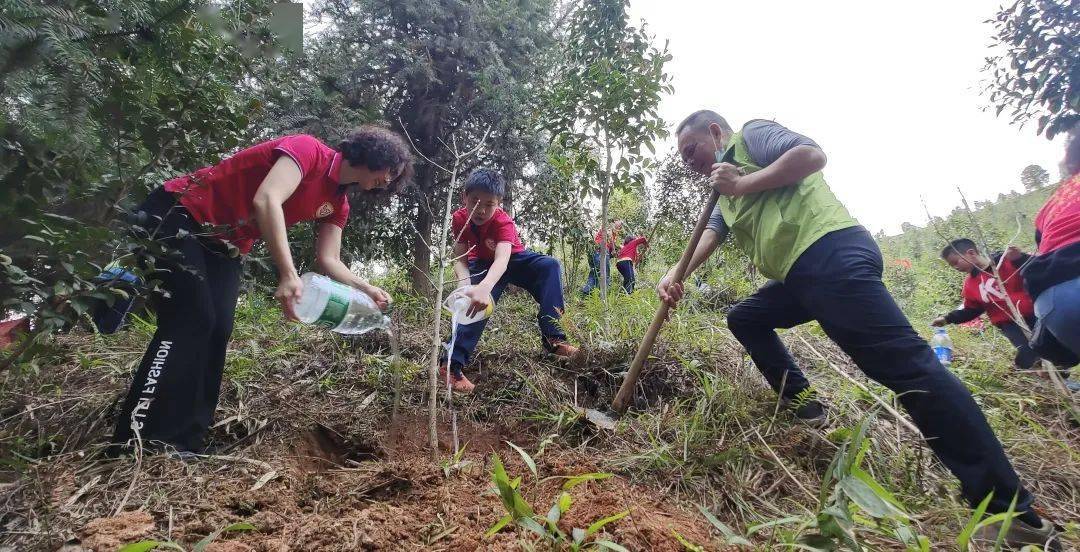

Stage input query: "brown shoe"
[
  {"left": 974, "top": 517, "right": 1062, "bottom": 551},
  {"left": 545, "top": 339, "right": 581, "bottom": 361},
  {"left": 438, "top": 362, "right": 475, "bottom": 394}
]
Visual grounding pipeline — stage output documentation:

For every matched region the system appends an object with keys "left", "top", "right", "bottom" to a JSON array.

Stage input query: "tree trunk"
[
  {"left": 501, "top": 177, "right": 514, "bottom": 216},
  {"left": 410, "top": 164, "right": 435, "bottom": 297},
  {"left": 598, "top": 139, "right": 613, "bottom": 304}
]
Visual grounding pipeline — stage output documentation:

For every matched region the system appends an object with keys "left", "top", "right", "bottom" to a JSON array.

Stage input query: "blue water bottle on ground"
[{"left": 931, "top": 327, "right": 954, "bottom": 367}]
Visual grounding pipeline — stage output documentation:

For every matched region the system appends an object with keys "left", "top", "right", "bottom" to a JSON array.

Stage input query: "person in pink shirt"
[
  {"left": 112, "top": 126, "right": 413, "bottom": 456},
  {"left": 615, "top": 235, "right": 648, "bottom": 294},
  {"left": 1023, "top": 123, "right": 1080, "bottom": 359}
]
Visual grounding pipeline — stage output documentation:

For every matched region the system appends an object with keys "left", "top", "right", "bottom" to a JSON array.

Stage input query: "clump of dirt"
[
  {"left": 79, "top": 510, "right": 155, "bottom": 551},
  {"left": 381, "top": 411, "right": 522, "bottom": 456},
  {"left": 56, "top": 431, "right": 720, "bottom": 551},
  {"left": 291, "top": 424, "right": 383, "bottom": 473},
  {"left": 203, "top": 542, "right": 255, "bottom": 552},
  {"left": 1, "top": 304, "right": 728, "bottom": 551}
]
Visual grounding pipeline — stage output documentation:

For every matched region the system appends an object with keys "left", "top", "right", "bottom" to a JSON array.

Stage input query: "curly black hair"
[
  {"left": 463, "top": 168, "right": 505, "bottom": 197},
  {"left": 337, "top": 125, "right": 414, "bottom": 193}
]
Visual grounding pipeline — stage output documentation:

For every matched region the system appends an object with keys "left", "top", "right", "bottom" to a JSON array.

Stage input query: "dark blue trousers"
[
  {"left": 726, "top": 226, "right": 1034, "bottom": 516},
  {"left": 580, "top": 250, "right": 610, "bottom": 295},
  {"left": 616, "top": 259, "right": 635, "bottom": 294},
  {"left": 448, "top": 251, "right": 566, "bottom": 374}
]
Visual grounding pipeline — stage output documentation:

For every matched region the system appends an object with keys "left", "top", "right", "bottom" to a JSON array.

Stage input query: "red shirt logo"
[
  {"left": 977, "top": 277, "right": 1007, "bottom": 303},
  {"left": 315, "top": 202, "right": 334, "bottom": 219}
]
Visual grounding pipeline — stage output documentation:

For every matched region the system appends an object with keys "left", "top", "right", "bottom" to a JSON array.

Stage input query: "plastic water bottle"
[
  {"left": 294, "top": 273, "right": 390, "bottom": 335},
  {"left": 443, "top": 285, "right": 493, "bottom": 325},
  {"left": 931, "top": 327, "right": 954, "bottom": 367}
]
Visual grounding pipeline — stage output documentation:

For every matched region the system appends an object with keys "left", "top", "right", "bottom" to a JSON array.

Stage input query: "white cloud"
[{"left": 629, "top": 0, "right": 1066, "bottom": 234}]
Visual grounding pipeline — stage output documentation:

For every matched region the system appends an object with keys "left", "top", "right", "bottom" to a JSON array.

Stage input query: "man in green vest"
[{"left": 657, "top": 110, "right": 1060, "bottom": 549}]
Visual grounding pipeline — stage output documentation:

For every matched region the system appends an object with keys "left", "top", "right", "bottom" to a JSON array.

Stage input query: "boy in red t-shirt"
[
  {"left": 932, "top": 238, "right": 1038, "bottom": 370},
  {"left": 615, "top": 235, "right": 648, "bottom": 294},
  {"left": 440, "top": 169, "right": 579, "bottom": 392}
]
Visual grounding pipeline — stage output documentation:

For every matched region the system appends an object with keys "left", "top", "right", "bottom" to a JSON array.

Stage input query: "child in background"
[
  {"left": 440, "top": 169, "right": 580, "bottom": 393},
  {"left": 932, "top": 239, "right": 1039, "bottom": 371},
  {"left": 581, "top": 220, "right": 623, "bottom": 295},
  {"left": 615, "top": 234, "right": 648, "bottom": 294}
]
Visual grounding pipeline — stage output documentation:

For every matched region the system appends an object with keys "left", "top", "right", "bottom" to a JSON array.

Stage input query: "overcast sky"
[{"left": 627, "top": 0, "right": 1066, "bottom": 235}]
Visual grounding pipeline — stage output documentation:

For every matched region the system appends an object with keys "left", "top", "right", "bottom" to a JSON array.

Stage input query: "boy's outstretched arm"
[
  {"left": 466, "top": 242, "right": 512, "bottom": 316},
  {"left": 933, "top": 305, "right": 984, "bottom": 327}
]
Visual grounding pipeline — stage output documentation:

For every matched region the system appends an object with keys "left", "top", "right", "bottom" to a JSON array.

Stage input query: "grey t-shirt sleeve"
[
  {"left": 705, "top": 204, "right": 730, "bottom": 243},
  {"left": 741, "top": 119, "right": 820, "bottom": 167}
]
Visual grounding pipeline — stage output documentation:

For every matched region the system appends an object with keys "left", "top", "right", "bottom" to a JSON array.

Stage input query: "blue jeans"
[
  {"left": 447, "top": 251, "right": 566, "bottom": 374},
  {"left": 1034, "top": 276, "right": 1080, "bottom": 357},
  {"left": 725, "top": 226, "right": 1034, "bottom": 517},
  {"left": 580, "top": 250, "right": 610, "bottom": 295}
]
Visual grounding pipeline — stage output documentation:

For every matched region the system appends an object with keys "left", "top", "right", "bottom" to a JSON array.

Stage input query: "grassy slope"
[{"left": 1, "top": 242, "right": 1078, "bottom": 550}]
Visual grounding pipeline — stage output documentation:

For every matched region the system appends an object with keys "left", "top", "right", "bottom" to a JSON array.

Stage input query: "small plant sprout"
[{"left": 486, "top": 453, "right": 629, "bottom": 550}]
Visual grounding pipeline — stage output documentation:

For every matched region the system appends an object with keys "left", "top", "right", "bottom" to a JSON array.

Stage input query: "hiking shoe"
[
  {"left": 794, "top": 400, "right": 827, "bottom": 427},
  {"left": 974, "top": 517, "right": 1062, "bottom": 551},
  {"left": 780, "top": 397, "right": 827, "bottom": 428},
  {"left": 438, "top": 362, "right": 476, "bottom": 394},
  {"left": 545, "top": 339, "right": 581, "bottom": 361}
]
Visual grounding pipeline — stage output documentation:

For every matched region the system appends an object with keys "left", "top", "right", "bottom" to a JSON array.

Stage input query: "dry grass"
[{"left": 1, "top": 283, "right": 1078, "bottom": 550}]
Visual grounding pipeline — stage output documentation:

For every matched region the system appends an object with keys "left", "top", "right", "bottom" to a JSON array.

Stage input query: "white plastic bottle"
[
  {"left": 294, "top": 273, "right": 390, "bottom": 335},
  {"left": 931, "top": 327, "right": 954, "bottom": 367},
  {"left": 443, "top": 285, "right": 493, "bottom": 325}
]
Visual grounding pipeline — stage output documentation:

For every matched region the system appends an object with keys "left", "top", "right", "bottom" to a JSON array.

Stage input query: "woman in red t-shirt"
[
  {"left": 111, "top": 126, "right": 413, "bottom": 456},
  {"left": 1023, "top": 124, "right": 1080, "bottom": 358},
  {"left": 615, "top": 235, "right": 648, "bottom": 294}
]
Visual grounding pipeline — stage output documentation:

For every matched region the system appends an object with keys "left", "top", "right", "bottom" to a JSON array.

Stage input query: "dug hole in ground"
[{"left": 1, "top": 284, "right": 1078, "bottom": 551}]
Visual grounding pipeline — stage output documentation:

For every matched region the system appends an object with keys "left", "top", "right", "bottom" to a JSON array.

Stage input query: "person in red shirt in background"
[
  {"left": 615, "top": 235, "right": 648, "bottom": 294},
  {"left": 112, "top": 127, "right": 413, "bottom": 456},
  {"left": 1022, "top": 124, "right": 1080, "bottom": 360},
  {"left": 440, "top": 169, "right": 580, "bottom": 393},
  {"left": 580, "top": 219, "right": 623, "bottom": 295},
  {"left": 932, "top": 239, "right": 1039, "bottom": 371}
]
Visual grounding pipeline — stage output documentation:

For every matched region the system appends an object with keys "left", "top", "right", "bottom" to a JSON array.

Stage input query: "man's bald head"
[{"left": 676, "top": 110, "right": 733, "bottom": 136}]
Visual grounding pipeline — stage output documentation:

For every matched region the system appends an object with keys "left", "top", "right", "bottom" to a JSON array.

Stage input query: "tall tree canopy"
[{"left": 984, "top": 0, "right": 1079, "bottom": 138}]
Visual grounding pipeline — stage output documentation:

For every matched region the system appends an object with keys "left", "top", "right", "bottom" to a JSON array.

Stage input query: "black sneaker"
[
  {"left": 781, "top": 394, "right": 828, "bottom": 428},
  {"left": 795, "top": 400, "right": 827, "bottom": 427}
]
